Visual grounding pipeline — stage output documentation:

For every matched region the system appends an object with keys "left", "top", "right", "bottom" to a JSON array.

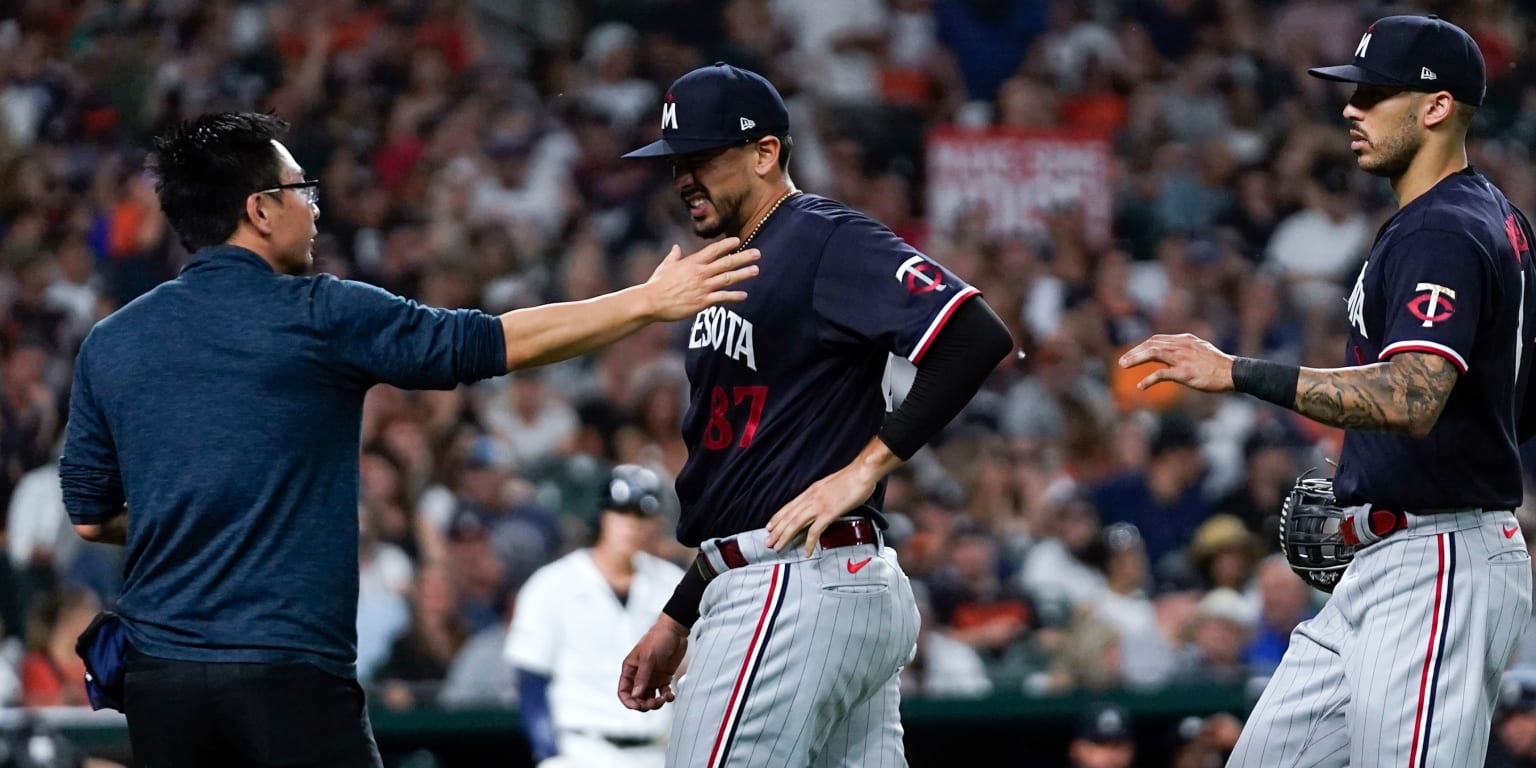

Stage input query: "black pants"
[{"left": 124, "top": 649, "right": 382, "bottom": 768}]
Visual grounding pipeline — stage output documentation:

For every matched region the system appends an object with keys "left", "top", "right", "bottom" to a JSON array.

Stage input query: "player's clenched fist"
[
  {"left": 618, "top": 614, "right": 690, "bottom": 712},
  {"left": 642, "top": 237, "right": 760, "bottom": 322},
  {"left": 1118, "top": 333, "right": 1236, "bottom": 392}
]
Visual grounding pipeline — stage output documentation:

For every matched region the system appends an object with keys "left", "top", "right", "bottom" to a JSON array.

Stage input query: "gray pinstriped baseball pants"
[
  {"left": 1230, "top": 509, "right": 1531, "bottom": 768},
  {"left": 667, "top": 528, "right": 919, "bottom": 768}
]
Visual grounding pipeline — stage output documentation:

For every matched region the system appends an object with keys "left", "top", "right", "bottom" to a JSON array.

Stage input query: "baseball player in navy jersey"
[
  {"left": 612, "top": 63, "right": 1013, "bottom": 767},
  {"left": 1119, "top": 15, "right": 1536, "bottom": 768}
]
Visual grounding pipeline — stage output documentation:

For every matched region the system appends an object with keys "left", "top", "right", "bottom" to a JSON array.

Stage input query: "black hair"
[
  {"left": 148, "top": 112, "right": 290, "bottom": 252},
  {"left": 777, "top": 134, "right": 794, "bottom": 172}
]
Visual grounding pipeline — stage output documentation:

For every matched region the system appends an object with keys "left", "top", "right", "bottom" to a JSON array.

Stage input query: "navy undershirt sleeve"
[
  {"left": 879, "top": 298, "right": 1013, "bottom": 460},
  {"left": 515, "top": 669, "right": 559, "bottom": 760}
]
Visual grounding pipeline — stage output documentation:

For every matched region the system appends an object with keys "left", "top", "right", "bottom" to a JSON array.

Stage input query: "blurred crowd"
[{"left": 0, "top": 0, "right": 1535, "bottom": 752}]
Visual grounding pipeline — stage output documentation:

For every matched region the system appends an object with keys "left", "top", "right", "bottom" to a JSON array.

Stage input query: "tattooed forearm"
[{"left": 1293, "top": 352, "right": 1458, "bottom": 436}]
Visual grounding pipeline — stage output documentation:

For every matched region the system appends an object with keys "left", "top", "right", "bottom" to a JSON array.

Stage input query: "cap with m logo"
[
  {"left": 623, "top": 62, "right": 791, "bottom": 158},
  {"left": 1309, "top": 14, "right": 1486, "bottom": 106}
]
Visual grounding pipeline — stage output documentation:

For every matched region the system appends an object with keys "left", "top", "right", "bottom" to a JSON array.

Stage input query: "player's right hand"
[
  {"left": 619, "top": 614, "right": 690, "bottom": 712},
  {"left": 1118, "top": 333, "right": 1236, "bottom": 392},
  {"left": 643, "top": 238, "right": 760, "bottom": 321}
]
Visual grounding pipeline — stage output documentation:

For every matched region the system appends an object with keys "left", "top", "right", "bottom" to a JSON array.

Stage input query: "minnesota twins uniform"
[
  {"left": 506, "top": 547, "right": 683, "bottom": 767},
  {"left": 662, "top": 192, "right": 977, "bottom": 767},
  {"left": 618, "top": 61, "right": 1009, "bottom": 768},
  {"left": 1229, "top": 166, "right": 1536, "bottom": 766}
]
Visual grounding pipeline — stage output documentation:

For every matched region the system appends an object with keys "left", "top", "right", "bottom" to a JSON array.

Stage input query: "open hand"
[
  {"left": 765, "top": 464, "right": 878, "bottom": 556},
  {"left": 1118, "top": 333, "right": 1235, "bottom": 392},
  {"left": 618, "top": 615, "right": 689, "bottom": 711},
  {"left": 645, "top": 238, "right": 760, "bottom": 321}
]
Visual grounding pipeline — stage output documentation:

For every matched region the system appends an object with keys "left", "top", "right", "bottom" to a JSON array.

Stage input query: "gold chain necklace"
[{"left": 737, "top": 189, "right": 802, "bottom": 252}]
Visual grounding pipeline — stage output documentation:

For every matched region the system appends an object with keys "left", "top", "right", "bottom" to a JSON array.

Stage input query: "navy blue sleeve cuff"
[
  {"left": 464, "top": 311, "right": 508, "bottom": 381},
  {"left": 60, "top": 464, "right": 126, "bottom": 525}
]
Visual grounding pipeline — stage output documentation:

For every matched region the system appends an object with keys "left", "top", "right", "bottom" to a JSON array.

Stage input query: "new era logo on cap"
[
  {"left": 740, "top": 117, "right": 756, "bottom": 131},
  {"left": 1308, "top": 15, "right": 1486, "bottom": 107}
]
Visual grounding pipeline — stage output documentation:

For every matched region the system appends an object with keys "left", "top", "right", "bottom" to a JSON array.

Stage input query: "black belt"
[{"left": 694, "top": 518, "right": 881, "bottom": 581}]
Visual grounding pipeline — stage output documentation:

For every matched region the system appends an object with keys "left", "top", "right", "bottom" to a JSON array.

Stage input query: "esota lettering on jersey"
[{"left": 688, "top": 306, "right": 757, "bottom": 370}]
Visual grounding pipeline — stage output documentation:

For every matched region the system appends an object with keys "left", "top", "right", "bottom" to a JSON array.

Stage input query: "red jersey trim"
[
  {"left": 1378, "top": 340, "right": 1468, "bottom": 374},
  {"left": 909, "top": 287, "right": 981, "bottom": 364}
]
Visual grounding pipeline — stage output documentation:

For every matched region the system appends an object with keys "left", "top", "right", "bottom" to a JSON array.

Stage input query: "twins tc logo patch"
[
  {"left": 894, "top": 255, "right": 948, "bottom": 295},
  {"left": 1408, "top": 282, "right": 1456, "bottom": 327}
]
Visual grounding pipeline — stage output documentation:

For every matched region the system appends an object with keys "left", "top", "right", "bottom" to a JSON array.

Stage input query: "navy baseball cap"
[
  {"left": 623, "top": 62, "right": 790, "bottom": 158},
  {"left": 1308, "top": 15, "right": 1486, "bottom": 107}
]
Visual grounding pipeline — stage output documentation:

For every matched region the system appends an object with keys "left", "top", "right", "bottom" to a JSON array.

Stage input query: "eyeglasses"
[{"left": 255, "top": 180, "right": 320, "bottom": 206}]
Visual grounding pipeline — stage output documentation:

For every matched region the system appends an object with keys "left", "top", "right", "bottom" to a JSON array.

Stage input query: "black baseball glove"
[{"left": 1278, "top": 475, "right": 1357, "bottom": 593}]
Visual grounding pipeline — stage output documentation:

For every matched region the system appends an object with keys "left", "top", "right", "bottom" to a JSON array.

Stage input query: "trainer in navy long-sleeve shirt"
[{"left": 59, "top": 245, "right": 506, "bottom": 679}]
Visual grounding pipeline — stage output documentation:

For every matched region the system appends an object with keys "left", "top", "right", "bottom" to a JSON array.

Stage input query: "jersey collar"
[{"left": 181, "top": 245, "right": 276, "bottom": 276}]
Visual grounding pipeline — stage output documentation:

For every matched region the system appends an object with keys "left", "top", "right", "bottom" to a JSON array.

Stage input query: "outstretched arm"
[
  {"left": 1293, "top": 353, "right": 1456, "bottom": 436},
  {"left": 501, "top": 239, "right": 759, "bottom": 371},
  {"left": 1119, "top": 333, "right": 1457, "bottom": 437}
]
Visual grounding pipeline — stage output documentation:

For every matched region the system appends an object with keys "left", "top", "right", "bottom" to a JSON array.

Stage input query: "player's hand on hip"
[
  {"left": 619, "top": 614, "right": 689, "bottom": 712},
  {"left": 765, "top": 463, "right": 879, "bottom": 557},
  {"left": 1118, "top": 333, "right": 1236, "bottom": 392},
  {"left": 644, "top": 238, "right": 760, "bottom": 321}
]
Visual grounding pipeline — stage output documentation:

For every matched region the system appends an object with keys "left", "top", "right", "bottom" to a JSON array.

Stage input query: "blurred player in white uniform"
[{"left": 506, "top": 465, "right": 685, "bottom": 767}]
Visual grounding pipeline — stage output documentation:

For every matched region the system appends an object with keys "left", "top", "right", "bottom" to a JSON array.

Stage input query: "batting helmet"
[{"left": 601, "top": 464, "right": 665, "bottom": 515}]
